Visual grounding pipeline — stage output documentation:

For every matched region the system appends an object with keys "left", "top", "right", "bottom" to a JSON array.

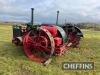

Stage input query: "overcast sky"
[{"left": 0, "top": 0, "right": 100, "bottom": 23}]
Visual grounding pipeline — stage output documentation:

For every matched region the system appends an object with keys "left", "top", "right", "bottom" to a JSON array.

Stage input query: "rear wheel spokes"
[{"left": 28, "top": 35, "right": 49, "bottom": 55}]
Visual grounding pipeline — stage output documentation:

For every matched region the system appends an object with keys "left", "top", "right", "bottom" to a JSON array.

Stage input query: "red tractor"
[{"left": 12, "top": 8, "right": 83, "bottom": 65}]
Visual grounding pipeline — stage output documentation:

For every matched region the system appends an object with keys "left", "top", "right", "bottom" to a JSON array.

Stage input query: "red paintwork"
[
  {"left": 13, "top": 26, "right": 80, "bottom": 63},
  {"left": 41, "top": 26, "right": 58, "bottom": 37},
  {"left": 23, "top": 34, "right": 46, "bottom": 62},
  {"left": 54, "top": 37, "right": 62, "bottom": 46},
  {"left": 54, "top": 46, "right": 66, "bottom": 56},
  {"left": 68, "top": 32, "right": 75, "bottom": 42}
]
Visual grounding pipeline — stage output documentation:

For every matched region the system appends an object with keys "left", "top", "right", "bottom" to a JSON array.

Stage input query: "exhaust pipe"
[
  {"left": 56, "top": 11, "right": 59, "bottom": 25},
  {"left": 31, "top": 8, "right": 34, "bottom": 25}
]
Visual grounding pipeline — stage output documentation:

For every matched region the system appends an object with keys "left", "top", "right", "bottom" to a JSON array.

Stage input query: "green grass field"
[{"left": 0, "top": 25, "right": 100, "bottom": 75}]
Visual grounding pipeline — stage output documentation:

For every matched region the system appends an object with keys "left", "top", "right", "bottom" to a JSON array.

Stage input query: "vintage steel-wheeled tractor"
[{"left": 12, "top": 8, "right": 83, "bottom": 65}]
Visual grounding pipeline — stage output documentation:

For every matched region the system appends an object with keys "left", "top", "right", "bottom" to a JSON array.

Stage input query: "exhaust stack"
[
  {"left": 56, "top": 11, "right": 59, "bottom": 25},
  {"left": 31, "top": 8, "right": 34, "bottom": 25}
]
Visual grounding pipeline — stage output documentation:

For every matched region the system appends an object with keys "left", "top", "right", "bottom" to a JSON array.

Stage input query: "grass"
[{"left": 0, "top": 25, "right": 100, "bottom": 75}]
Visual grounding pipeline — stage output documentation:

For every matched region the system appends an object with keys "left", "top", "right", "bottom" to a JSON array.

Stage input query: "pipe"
[
  {"left": 56, "top": 11, "right": 59, "bottom": 25},
  {"left": 31, "top": 8, "right": 34, "bottom": 25}
]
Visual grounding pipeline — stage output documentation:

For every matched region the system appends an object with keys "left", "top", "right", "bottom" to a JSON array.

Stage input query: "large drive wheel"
[{"left": 23, "top": 27, "right": 55, "bottom": 63}]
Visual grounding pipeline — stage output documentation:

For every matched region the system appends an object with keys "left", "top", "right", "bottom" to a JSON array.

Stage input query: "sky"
[{"left": 0, "top": 0, "right": 100, "bottom": 24}]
